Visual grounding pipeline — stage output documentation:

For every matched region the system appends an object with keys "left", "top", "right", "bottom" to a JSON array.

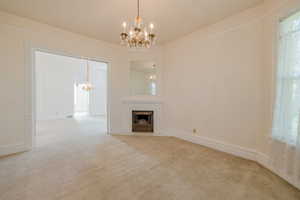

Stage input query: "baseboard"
[
  {"left": 1, "top": 129, "right": 298, "bottom": 189},
  {"left": 37, "top": 114, "right": 73, "bottom": 121},
  {"left": 0, "top": 143, "right": 27, "bottom": 157},
  {"left": 255, "top": 153, "right": 300, "bottom": 190},
  {"left": 255, "top": 152, "right": 270, "bottom": 167},
  {"left": 168, "top": 129, "right": 257, "bottom": 161},
  {"left": 110, "top": 132, "right": 165, "bottom": 136},
  {"left": 110, "top": 132, "right": 133, "bottom": 136},
  {"left": 166, "top": 129, "right": 300, "bottom": 190}
]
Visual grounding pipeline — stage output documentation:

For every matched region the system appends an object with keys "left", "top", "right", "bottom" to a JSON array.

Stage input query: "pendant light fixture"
[
  {"left": 120, "top": 0, "right": 156, "bottom": 49},
  {"left": 82, "top": 59, "right": 93, "bottom": 91}
]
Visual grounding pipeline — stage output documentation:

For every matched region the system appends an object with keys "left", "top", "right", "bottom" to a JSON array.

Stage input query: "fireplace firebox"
[{"left": 132, "top": 111, "right": 154, "bottom": 132}]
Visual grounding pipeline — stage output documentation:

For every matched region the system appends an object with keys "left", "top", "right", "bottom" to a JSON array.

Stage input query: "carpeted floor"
[{"left": 0, "top": 118, "right": 299, "bottom": 200}]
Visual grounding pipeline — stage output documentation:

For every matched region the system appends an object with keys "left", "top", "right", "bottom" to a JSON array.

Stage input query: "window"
[{"left": 272, "top": 11, "right": 300, "bottom": 145}]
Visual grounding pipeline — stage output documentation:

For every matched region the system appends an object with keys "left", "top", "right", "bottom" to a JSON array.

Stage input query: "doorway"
[
  {"left": 34, "top": 50, "right": 109, "bottom": 146},
  {"left": 74, "top": 83, "right": 90, "bottom": 115}
]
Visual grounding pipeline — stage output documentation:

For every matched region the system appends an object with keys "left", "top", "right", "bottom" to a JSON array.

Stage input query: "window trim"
[
  {"left": 269, "top": 4, "right": 300, "bottom": 140},
  {"left": 271, "top": 10, "right": 300, "bottom": 145}
]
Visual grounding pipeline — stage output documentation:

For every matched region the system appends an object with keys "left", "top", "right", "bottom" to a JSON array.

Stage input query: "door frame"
[
  {"left": 26, "top": 46, "right": 111, "bottom": 149},
  {"left": 88, "top": 63, "right": 108, "bottom": 117}
]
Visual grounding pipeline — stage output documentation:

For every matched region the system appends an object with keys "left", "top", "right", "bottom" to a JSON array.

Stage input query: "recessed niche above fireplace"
[
  {"left": 130, "top": 60, "right": 157, "bottom": 96},
  {"left": 132, "top": 111, "right": 154, "bottom": 132}
]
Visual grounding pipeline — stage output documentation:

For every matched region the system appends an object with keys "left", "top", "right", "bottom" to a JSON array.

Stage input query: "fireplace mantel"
[{"left": 122, "top": 96, "right": 163, "bottom": 104}]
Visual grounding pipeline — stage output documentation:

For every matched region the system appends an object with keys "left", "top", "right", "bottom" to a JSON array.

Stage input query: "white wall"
[
  {"left": 0, "top": 26, "right": 26, "bottom": 152},
  {"left": 1, "top": 1, "right": 296, "bottom": 182},
  {"left": 36, "top": 51, "right": 85, "bottom": 120},
  {"left": 164, "top": 5, "right": 266, "bottom": 151},
  {"left": 90, "top": 61, "right": 107, "bottom": 116},
  {"left": 162, "top": 0, "right": 300, "bottom": 188},
  {"left": 0, "top": 10, "right": 131, "bottom": 155},
  {"left": 0, "top": 9, "right": 166, "bottom": 155}
]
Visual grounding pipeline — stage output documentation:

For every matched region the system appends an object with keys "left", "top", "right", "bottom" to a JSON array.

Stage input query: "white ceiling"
[{"left": 0, "top": 0, "right": 264, "bottom": 44}]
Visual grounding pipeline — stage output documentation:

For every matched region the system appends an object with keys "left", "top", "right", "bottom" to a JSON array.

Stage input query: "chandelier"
[
  {"left": 82, "top": 60, "right": 94, "bottom": 91},
  {"left": 120, "top": 0, "right": 156, "bottom": 49}
]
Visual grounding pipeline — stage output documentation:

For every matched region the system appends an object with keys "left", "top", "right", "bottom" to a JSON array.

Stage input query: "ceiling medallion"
[{"left": 120, "top": 0, "right": 156, "bottom": 49}]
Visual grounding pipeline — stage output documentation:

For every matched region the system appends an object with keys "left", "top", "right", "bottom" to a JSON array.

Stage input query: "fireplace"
[{"left": 132, "top": 111, "right": 154, "bottom": 132}]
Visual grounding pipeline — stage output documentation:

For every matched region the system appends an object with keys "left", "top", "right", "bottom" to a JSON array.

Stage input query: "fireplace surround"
[
  {"left": 132, "top": 111, "right": 154, "bottom": 132},
  {"left": 121, "top": 96, "right": 163, "bottom": 134}
]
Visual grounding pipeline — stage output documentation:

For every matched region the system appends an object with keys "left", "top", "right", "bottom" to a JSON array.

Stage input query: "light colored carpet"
[{"left": 0, "top": 118, "right": 299, "bottom": 200}]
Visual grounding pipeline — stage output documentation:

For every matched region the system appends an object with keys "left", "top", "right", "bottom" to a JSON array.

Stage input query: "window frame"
[{"left": 271, "top": 9, "right": 300, "bottom": 145}]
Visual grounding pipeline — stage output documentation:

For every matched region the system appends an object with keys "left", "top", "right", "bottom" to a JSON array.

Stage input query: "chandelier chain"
[{"left": 137, "top": 0, "right": 140, "bottom": 17}]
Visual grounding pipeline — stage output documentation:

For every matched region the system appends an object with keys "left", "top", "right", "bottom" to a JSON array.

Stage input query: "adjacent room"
[
  {"left": 35, "top": 51, "right": 108, "bottom": 146},
  {"left": 1, "top": 0, "right": 300, "bottom": 199}
]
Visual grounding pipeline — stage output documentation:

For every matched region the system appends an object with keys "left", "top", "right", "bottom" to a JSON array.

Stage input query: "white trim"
[
  {"left": 263, "top": 3, "right": 300, "bottom": 190},
  {"left": 36, "top": 115, "right": 74, "bottom": 121},
  {"left": 268, "top": 0, "right": 300, "bottom": 141},
  {"left": 122, "top": 102, "right": 163, "bottom": 135},
  {"left": 27, "top": 46, "right": 112, "bottom": 149},
  {"left": 166, "top": 129, "right": 300, "bottom": 190},
  {"left": 122, "top": 98, "right": 163, "bottom": 104},
  {"left": 24, "top": 41, "right": 35, "bottom": 151},
  {"left": 110, "top": 132, "right": 165, "bottom": 136},
  {"left": 255, "top": 152, "right": 270, "bottom": 167},
  {"left": 0, "top": 143, "right": 27, "bottom": 157},
  {"left": 255, "top": 153, "right": 300, "bottom": 190},
  {"left": 167, "top": 129, "right": 257, "bottom": 161}
]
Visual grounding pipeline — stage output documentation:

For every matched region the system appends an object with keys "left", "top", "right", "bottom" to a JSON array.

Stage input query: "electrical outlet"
[{"left": 192, "top": 128, "right": 197, "bottom": 135}]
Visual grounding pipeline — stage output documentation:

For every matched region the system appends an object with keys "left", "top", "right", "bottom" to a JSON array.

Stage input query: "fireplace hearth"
[{"left": 132, "top": 111, "right": 154, "bottom": 132}]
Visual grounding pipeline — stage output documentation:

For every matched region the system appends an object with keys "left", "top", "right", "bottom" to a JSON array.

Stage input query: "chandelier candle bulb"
[
  {"left": 149, "top": 23, "right": 154, "bottom": 33},
  {"left": 122, "top": 22, "right": 127, "bottom": 32}
]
